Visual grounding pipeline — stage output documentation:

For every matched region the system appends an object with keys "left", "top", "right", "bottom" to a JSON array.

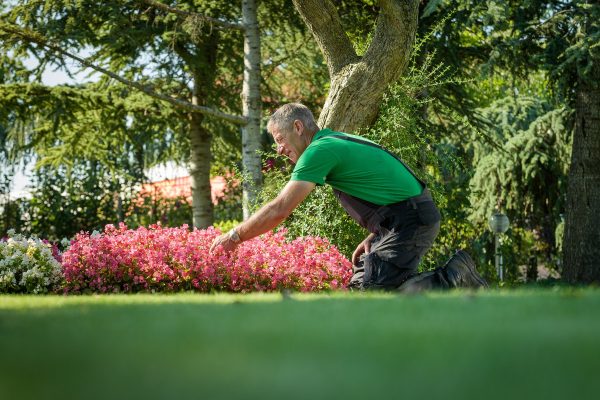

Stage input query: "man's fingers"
[
  {"left": 209, "top": 237, "right": 222, "bottom": 254},
  {"left": 352, "top": 243, "right": 365, "bottom": 265},
  {"left": 210, "top": 234, "right": 239, "bottom": 254},
  {"left": 351, "top": 248, "right": 358, "bottom": 265}
]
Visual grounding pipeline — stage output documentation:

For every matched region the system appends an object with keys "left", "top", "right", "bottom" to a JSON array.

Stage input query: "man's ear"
[{"left": 293, "top": 119, "right": 304, "bottom": 136}]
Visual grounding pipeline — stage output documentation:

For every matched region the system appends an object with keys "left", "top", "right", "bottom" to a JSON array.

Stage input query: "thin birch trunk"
[{"left": 241, "top": 0, "right": 263, "bottom": 219}]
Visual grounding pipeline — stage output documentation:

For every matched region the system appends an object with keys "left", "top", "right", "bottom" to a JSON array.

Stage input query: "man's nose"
[{"left": 277, "top": 145, "right": 284, "bottom": 155}]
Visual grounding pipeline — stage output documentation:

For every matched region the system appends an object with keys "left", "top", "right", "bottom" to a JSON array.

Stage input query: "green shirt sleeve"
[{"left": 290, "top": 143, "right": 339, "bottom": 185}]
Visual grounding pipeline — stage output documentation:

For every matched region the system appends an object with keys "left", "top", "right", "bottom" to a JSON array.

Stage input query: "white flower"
[
  {"left": 21, "top": 254, "right": 30, "bottom": 266},
  {"left": 0, "top": 233, "right": 64, "bottom": 294}
]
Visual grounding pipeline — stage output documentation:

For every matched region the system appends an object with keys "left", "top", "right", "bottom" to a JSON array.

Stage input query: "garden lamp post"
[{"left": 489, "top": 212, "right": 510, "bottom": 281}]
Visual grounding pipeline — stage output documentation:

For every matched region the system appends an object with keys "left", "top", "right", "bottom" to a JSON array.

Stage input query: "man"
[{"left": 210, "top": 103, "right": 488, "bottom": 292}]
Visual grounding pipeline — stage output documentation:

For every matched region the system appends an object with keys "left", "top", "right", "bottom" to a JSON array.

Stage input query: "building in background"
[{"left": 139, "top": 175, "right": 230, "bottom": 206}]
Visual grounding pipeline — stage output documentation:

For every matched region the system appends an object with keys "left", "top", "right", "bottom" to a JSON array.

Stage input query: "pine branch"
[
  {"left": 0, "top": 21, "right": 247, "bottom": 125},
  {"left": 0, "top": 83, "right": 172, "bottom": 117},
  {"left": 134, "top": 0, "right": 245, "bottom": 30}
]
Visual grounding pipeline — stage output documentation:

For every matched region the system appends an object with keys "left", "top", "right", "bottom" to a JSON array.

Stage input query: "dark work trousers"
[{"left": 348, "top": 203, "right": 442, "bottom": 291}]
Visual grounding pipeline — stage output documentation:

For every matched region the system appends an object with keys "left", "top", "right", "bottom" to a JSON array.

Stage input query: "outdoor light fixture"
[{"left": 489, "top": 212, "right": 510, "bottom": 282}]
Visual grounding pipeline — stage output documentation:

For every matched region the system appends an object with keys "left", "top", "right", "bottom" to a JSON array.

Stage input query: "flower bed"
[
  {"left": 61, "top": 223, "right": 352, "bottom": 293},
  {"left": 0, "top": 231, "right": 64, "bottom": 294}
]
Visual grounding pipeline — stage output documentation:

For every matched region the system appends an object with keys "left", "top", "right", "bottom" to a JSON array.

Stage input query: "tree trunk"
[
  {"left": 189, "top": 80, "right": 214, "bottom": 228},
  {"left": 562, "top": 60, "right": 600, "bottom": 283},
  {"left": 293, "top": 0, "right": 419, "bottom": 132},
  {"left": 241, "top": 0, "right": 263, "bottom": 219}
]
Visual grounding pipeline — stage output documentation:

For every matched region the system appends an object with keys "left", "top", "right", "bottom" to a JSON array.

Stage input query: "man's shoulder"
[{"left": 315, "top": 130, "right": 377, "bottom": 145}]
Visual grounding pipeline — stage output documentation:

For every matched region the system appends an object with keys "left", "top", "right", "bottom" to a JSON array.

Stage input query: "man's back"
[{"left": 290, "top": 128, "right": 423, "bottom": 205}]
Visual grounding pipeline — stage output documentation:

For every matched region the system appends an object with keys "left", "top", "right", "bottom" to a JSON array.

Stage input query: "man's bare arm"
[
  {"left": 210, "top": 180, "right": 315, "bottom": 252},
  {"left": 238, "top": 180, "right": 315, "bottom": 240}
]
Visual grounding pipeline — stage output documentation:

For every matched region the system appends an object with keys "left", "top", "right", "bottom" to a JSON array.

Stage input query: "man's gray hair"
[{"left": 267, "top": 103, "right": 320, "bottom": 134}]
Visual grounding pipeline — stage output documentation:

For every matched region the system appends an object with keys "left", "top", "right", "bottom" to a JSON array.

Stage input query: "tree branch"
[
  {"left": 0, "top": 83, "right": 173, "bottom": 117},
  {"left": 363, "top": 0, "right": 419, "bottom": 81},
  {"left": 0, "top": 21, "right": 247, "bottom": 125},
  {"left": 134, "top": 0, "right": 245, "bottom": 30},
  {"left": 291, "top": 0, "right": 358, "bottom": 76}
]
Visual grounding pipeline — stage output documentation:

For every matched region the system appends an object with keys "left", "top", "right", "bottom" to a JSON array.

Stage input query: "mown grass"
[{"left": 1, "top": 289, "right": 599, "bottom": 400}]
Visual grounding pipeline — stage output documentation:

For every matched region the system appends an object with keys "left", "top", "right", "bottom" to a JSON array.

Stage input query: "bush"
[
  {"left": 125, "top": 194, "right": 193, "bottom": 228},
  {"left": 20, "top": 164, "right": 141, "bottom": 240},
  {"left": 0, "top": 230, "right": 64, "bottom": 294},
  {"left": 62, "top": 224, "right": 352, "bottom": 294}
]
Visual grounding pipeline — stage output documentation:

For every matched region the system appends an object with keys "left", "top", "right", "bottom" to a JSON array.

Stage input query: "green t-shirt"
[{"left": 291, "top": 128, "right": 423, "bottom": 205}]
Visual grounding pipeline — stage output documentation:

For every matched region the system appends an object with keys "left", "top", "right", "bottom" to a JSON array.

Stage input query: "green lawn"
[{"left": 1, "top": 289, "right": 599, "bottom": 400}]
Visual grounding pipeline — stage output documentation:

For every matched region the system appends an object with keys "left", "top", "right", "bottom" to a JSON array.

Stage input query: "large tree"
[
  {"left": 292, "top": 0, "right": 420, "bottom": 132},
  {"left": 563, "top": 2, "right": 600, "bottom": 282}
]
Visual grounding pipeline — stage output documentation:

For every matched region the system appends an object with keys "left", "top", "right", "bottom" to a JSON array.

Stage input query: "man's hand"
[
  {"left": 209, "top": 180, "right": 315, "bottom": 255},
  {"left": 352, "top": 233, "right": 376, "bottom": 265},
  {"left": 210, "top": 233, "right": 239, "bottom": 254}
]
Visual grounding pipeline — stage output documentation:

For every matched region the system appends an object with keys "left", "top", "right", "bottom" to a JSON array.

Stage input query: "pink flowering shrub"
[{"left": 61, "top": 223, "right": 352, "bottom": 293}]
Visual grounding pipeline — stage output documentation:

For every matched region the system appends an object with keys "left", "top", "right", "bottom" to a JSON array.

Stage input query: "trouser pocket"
[{"left": 416, "top": 201, "right": 441, "bottom": 226}]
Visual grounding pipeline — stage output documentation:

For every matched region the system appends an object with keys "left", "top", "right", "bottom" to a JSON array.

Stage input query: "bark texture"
[
  {"left": 563, "top": 60, "right": 600, "bottom": 283},
  {"left": 292, "top": 0, "right": 419, "bottom": 133},
  {"left": 182, "top": 32, "right": 219, "bottom": 228},
  {"left": 241, "top": 0, "right": 263, "bottom": 219},
  {"left": 189, "top": 99, "right": 214, "bottom": 228}
]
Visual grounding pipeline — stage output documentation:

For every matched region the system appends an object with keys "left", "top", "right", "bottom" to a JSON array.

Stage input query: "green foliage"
[
  {"left": 472, "top": 226, "right": 554, "bottom": 286},
  {"left": 260, "top": 0, "right": 329, "bottom": 114},
  {"left": 24, "top": 163, "right": 138, "bottom": 240},
  {"left": 468, "top": 95, "right": 572, "bottom": 253},
  {"left": 413, "top": 1, "right": 586, "bottom": 278},
  {"left": 213, "top": 219, "right": 240, "bottom": 234},
  {"left": 125, "top": 194, "right": 193, "bottom": 229},
  {"left": 0, "top": 171, "right": 27, "bottom": 238},
  {"left": 0, "top": 81, "right": 186, "bottom": 173},
  {"left": 213, "top": 179, "right": 243, "bottom": 223},
  {"left": 0, "top": 0, "right": 249, "bottom": 222}
]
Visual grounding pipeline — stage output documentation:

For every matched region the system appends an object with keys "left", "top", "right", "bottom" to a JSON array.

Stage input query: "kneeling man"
[{"left": 210, "top": 103, "right": 488, "bottom": 291}]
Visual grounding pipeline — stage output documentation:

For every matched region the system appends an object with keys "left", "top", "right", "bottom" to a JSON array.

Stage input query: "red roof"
[{"left": 139, "top": 176, "right": 232, "bottom": 205}]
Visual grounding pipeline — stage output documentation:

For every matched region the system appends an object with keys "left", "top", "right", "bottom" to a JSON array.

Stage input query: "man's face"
[{"left": 269, "top": 121, "right": 306, "bottom": 164}]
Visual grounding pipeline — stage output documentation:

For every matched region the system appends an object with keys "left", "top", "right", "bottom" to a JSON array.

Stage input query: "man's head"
[{"left": 267, "top": 103, "right": 320, "bottom": 164}]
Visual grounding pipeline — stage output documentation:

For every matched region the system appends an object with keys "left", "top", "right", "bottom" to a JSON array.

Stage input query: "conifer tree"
[{"left": 0, "top": 0, "right": 262, "bottom": 227}]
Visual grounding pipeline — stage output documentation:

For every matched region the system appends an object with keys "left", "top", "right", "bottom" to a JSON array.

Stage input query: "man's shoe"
[{"left": 443, "top": 250, "right": 489, "bottom": 289}]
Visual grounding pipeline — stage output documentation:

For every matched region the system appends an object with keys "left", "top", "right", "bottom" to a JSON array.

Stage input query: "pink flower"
[{"left": 61, "top": 224, "right": 352, "bottom": 293}]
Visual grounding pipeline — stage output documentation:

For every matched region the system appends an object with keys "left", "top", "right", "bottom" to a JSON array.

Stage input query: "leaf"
[{"left": 422, "top": 0, "right": 444, "bottom": 19}]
